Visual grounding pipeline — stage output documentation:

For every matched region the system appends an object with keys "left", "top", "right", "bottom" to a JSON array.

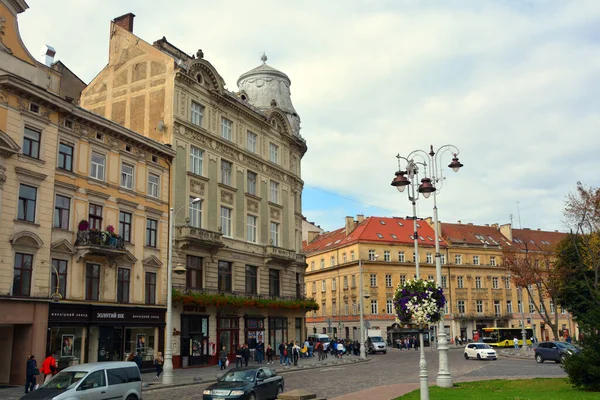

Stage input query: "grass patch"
[{"left": 394, "top": 378, "right": 599, "bottom": 399}]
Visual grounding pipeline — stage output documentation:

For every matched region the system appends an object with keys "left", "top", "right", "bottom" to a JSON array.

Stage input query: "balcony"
[
  {"left": 75, "top": 230, "right": 134, "bottom": 263},
  {"left": 295, "top": 253, "right": 307, "bottom": 266},
  {"left": 266, "top": 246, "right": 295, "bottom": 265},
  {"left": 182, "top": 287, "right": 309, "bottom": 302},
  {"left": 175, "top": 226, "right": 224, "bottom": 252}
]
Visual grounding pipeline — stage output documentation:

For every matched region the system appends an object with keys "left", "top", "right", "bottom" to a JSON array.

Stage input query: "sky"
[{"left": 18, "top": 0, "right": 600, "bottom": 233}]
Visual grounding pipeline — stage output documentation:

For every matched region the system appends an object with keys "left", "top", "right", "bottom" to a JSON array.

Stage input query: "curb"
[{"left": 144, "top": 357, "right": 373, "bottom": 392}]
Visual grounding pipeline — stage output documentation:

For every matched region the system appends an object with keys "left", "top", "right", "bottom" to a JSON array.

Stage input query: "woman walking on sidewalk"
[
  {"left": 266, "top": 344, "right": 273, "bottom": 364},
  {"left": 154, "top": 352, "right": 164, "bottom": 379},
  {"left": 219, "top": 346, "right": 228, "bottom": 370}
]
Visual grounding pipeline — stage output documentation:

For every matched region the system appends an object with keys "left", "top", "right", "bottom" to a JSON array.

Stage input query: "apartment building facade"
[
  {"left": 79, "top": 14, "right": 311, "bottom": 366},
  {"left": 0, "top": 0, "right": 175, "bottom": 385}
]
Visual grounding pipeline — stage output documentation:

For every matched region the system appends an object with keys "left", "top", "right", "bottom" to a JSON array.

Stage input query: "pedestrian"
[
  {"left": 308, "top": 340, "right": 314, "bottom": 358},
  {"left": 41, "top": 352, "right": 58, "bottom": 384},
  {"left": 337, "top": 341, "right": 344, "bottom": 360},
  {"left": 266, "top": 344, "right": 273, "bottom": 364},
  {"left": 455, "top": 336, "right": 459, "bottom": 346},
  {"left": 256, "top": 341, "right": 264, "bottom": 364},
  {"left": 316, "top": 341, "right": 323, "bottom": 361},
  {"left": 513, "top": 336, "right": 519, "bottom": 350},
  {"left": 25, "top": 354, "right": 38, "bottom": 393},
  {"left": 278, "top": 342, "right": 286, "bottom": 365},
  {"left": 154, "top": 352, "right": 164, "bottom": 379},
  {"left": 133, "top": 351, "right": 143, "bottom": 371},
  {"left": 243, "top": 343, "right": 250, "bottom": 367},
  {"left": 286, "top": 342, "right": 293, "bottom": 366},
  {"left": 219, "top": 346, "right": 228, "bottom": 370},
  {"left": 235, "top": 344, "right": 243, "bottom": 367}
]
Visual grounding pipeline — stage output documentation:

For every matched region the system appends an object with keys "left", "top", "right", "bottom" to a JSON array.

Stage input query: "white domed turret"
[{"left": 237, "top": 54, "right": 301, "bottom": 137}]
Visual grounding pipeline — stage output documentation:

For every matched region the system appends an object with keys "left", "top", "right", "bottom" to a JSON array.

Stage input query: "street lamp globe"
[
  {"left": 173, "top": 263, "right": 187, "bottom": 275},
  {"left": 417, "top": 177, "right": 435, "bottom": 198},
  {"left": 448, "top": 154, "right": 464, "bottom": 172},
  {"left": 391, "top": 171, "right": 410, "bottom": 192}
]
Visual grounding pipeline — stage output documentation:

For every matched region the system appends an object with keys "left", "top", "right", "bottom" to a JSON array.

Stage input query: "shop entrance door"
[
  {"left": 181, "top": 315, "right": 209, "bottom": 366},
  {"left": 98, "top": 327, "right": 123, "bottom": 362}
]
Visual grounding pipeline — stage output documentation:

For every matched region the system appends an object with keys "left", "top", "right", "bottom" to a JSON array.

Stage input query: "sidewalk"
[{"left": 0, "top": 354, "right": 369, "bottom": 400}]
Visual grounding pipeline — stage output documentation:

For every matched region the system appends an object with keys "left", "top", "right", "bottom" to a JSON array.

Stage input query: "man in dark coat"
[
  {"left": 242, "top": 343, "right": 250, "bottom": 367},
  {"left": 278, "top": 342, "right": 285, "bottom": 365}
]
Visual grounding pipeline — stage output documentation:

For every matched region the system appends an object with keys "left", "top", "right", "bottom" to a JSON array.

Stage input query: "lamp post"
[
  {"left": 392, "top": 145, "right": 463, "bottom": 389},
  {"left": 359, "top": 254, "right": 377, "bottom": 360},
  {"left": 163, "top": 197, "right": 201, "bottom": 385},
  {"left": 50, "top": 263, "right": 62, "bottom": 303},
  {"left": 519, "top": 287, "right": 527, "bottom": 352}
]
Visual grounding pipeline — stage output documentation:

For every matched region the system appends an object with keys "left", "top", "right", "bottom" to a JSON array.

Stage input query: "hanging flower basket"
[{"left": 393, "top": 278, "right": 446, "bottom": 326}]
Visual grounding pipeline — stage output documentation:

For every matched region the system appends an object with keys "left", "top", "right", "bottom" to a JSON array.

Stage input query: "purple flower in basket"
[{"left": 78, "top": 220, "right": 89, "bottom": 231}]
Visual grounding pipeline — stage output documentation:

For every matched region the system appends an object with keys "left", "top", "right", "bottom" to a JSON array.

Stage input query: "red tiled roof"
[
  {"left": 441, "top": 223, "right": 510, "bottom": 247},
  {"left": 303, "top": 217, "right": 445, "bottom": 255},
  {"left": 511, "top": 228, "right": 566, "bottom": 250}
]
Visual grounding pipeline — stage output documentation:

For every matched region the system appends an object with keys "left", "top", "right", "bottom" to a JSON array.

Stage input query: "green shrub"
[{"left": 562, "top": 332, "right": 600, "bottom": 392}]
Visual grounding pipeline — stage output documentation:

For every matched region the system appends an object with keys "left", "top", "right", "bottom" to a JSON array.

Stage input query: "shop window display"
[
  {"left": 48, "top": 327, "right": 84, "bottom": 369},
  {"left": 125, "top": 327, "right": 156, "bottom": 362}
]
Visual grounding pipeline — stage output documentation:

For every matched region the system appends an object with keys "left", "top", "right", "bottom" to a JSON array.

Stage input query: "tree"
[{"left": 503, "top": 237, "right": 562, "bottom": 340}]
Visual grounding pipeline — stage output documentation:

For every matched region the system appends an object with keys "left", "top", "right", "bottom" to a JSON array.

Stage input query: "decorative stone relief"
[
  {"left": 0, "top": 166, "right": 6, "bottom": 189},
  {"left": 190, "top": 179, "right": 205, "bottom": 195},
  {"left": 247, "top": 199, "right": 259, "bottom": 213},
  {"left": 17, "top": 97, "right": 27, "bottom": 111},
  {"left": 179, "top": 126, "right": 210, "bottom": 146},
  {"left": 270, "top": 207, "right": 281, "bottom": 221},
  {"left": 221, "top": 190, "right": 234, "bottom": 205},
  {"left": 0, "top": 16, "right": 12, "bottom": 54},
  {"left": 0, "top": 89, "right": 7, "bottom": 104}
]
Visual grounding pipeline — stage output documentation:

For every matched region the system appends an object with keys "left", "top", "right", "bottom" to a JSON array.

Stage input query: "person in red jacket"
[{"left": 41, "top": 353, "right": 58, "bottom": 384}]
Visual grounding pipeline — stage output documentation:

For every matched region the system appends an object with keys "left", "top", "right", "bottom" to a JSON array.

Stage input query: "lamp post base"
[
  {"left": 419, "top": 330, "right": 429, "bottom": 400},
  {"left": 436, "top": 322, "right": 453, "bottom": 388}
]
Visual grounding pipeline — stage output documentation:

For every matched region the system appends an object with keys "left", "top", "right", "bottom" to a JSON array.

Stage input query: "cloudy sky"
[{"left": 18, "top": 0, "right": 600, "bottom": 233}]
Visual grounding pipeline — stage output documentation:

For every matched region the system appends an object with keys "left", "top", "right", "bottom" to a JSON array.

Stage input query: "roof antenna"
[{"left": 516, "top": 201, "right": 522, "bottom": 229}]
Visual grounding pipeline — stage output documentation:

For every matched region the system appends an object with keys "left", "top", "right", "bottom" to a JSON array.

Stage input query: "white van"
[
  {"left": 22, "top": 361, "right": 142, "bottom": 400},
  {"left": 307, "top": 333, "right": 331, "bottom": 351},
  {"left": 367, "top": 335, "right": 388, "bottom": 354}
]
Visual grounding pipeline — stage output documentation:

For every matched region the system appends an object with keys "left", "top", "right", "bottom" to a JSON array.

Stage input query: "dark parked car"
[
  {"left": 534, "top": 341, "right": 580, "bottom": 364},
  {"left": 203, "top": 367, "right": 284, "bottom": 400}
]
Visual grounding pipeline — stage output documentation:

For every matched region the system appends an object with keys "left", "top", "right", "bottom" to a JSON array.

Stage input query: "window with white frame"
[
  {"left": 475, "top": 276, "right": 482, "bottom": 288},
  {"left": 351, "top": 251, "right": 355, "bottom": 261},
  {"left": 270, "top": 222, "right": 280, "bottom": 246},
  {"left": 494, "top": 300, "right": 501, "bottom": 316},
  {"left": 426, "top": 253, "right": 433, "bottom": 264},
  {"left": 370, "top": 274, "right": 377, "bottom": 287},
  {"left": 506, "top": 300, "right": 513, "bottom": 314},
  {"left": 269, "top": 143, "right": 278, "bottom": 163},
  {"left": 504, "top": 277, "right": 511, "bottom": 289},
  {"left": 457, "top": 276, "right": 464, "bottom": 288},
  {"left": 148, "top": 173, "right": 160, "bottom": 198},
  {"left": 441, "top": 276, "right": 447, "bottom": 288},
  {"left": 270, "top": 181, "right": 279, "bottom": 203},
  {"left": 332, "top": 278, "right": 337, "bottom": 291},
  {"left": 220, "top": 206, "right": 232, "bottom": 237},
  {"left": 189, "top": 198, "right": 202, "bottom": 228},
  {"left": 385, "top": 274, "right": 392, "bottom": 287},
  {"left": 400, "top": 275, "right": 406, "bottom": 286},
  {"left": 384, "top": 250, "right": 390, "bottom": 262},
  {"left": 490, "top": 256, "right": 496, "bottom": 266},
  {"left": 190, "top": 146, "right": 203, "bottom": 175},
  {"left": 492, "top": 277, "right": 499, "bottom": 289},
  {"left": 246, "top": 131, "right": 257, "bottom": 152},
  {"left": 320, "top": 258, "right": 324, "bottom": 269},
  {"left": 476, "top": 300, "right": 483, "bottom": 313},
  {"left": 247, "top": 171, "right": 257, "bottom": 195},
  {"left": 529, "top": 299, "right": 535, "bottom": 314},
  {"left": 454, "top": 254, "right": 462, "bottom": 265},
  {"left": 221, "top": 160, "right": 232, "bottom": 186},
  {"left": 368, "top": 250, "right": 376, "bottom": 261},
  {"left": 550, "top": 301, "right": 555, "bottom": 314},
  {"left": 398, "top": 251, "right": 405, "bottom": 262},
  {"left": 344, "top": 302, "right": 349, "bottom": 316},
  {"left": 310, "top": 261, "right": 315, "bottom": 271},
  {"left": 120, "top": 164, "right": 134, "bottom": 189},
  {"left": 518, "top": 300, "right": 523, "bottom": 313},
  {"left": 330, "top": 256, "right": 335, "bottom": 267},
  {"left": 322, "top": 302, "right": 326, "bottom": 316},
  {"left": 321, "top": 280, "right": 326, "bottom": 292},
  {"left": 90, "top": 152, "right": 106, "bottom": 180},
  {"left": 473, "top": 255, "right": 480, "bottom": 265},
  {"left": 457, "top": 300, "right": 465, "bottom": 314},
  {"left": 371, "top": 299, "right": 378, "bottom": 314},
  {"left": 440, "top": 254, "right": 446, "bottom": 264},
  {"left": 343, "top": 276, "right": 348, "bottom": 289},
  {"left": 312, "top": 282, "right": 316, "bottom": 293},
  {"left": 342, "top": 253, "right": 347, "bottom": 263},
  {"left": 221, "top": 117, "right": 233, "bottom": 141},
  {"left": 247, "top": 215, "right": 257, "bottom": 243},
  {"left": 386, "top": 299, "right": 393, "bottom": 314},
  {"left": 352, "top": 302, "right": 357, "bottom": 315},
  {"left": 351, "top": 275, "right": 356, "bottom": 288},
  {"left": 561, "top": 306, "right": 566, "bottom": 314},
  {"left": 191, "top": 101, "right": 204, "bottom": 126}
]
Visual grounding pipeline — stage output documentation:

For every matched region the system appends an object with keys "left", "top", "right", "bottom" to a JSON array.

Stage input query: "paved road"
[{"left": 144, "top": 348, "right": 566, "bottom": 400}]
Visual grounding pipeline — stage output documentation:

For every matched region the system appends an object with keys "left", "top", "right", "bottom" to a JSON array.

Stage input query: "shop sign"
[
  {"left": 183, "top": 305, "right": 207, "bottom": 313},
  {"left": 49, "top": 305, "right": 90, "bottom": 323},
  {"left": 92, "top": 307, "right": 165, "bottom": 324}
]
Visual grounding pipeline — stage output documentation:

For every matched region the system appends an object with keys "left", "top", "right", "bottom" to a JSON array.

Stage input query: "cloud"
[{"left": 17, "top": 0, "right": 600, "bottom": 232}]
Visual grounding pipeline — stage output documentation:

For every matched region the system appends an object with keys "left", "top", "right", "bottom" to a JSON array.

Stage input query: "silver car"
[{"left": 21, "top": 361, "right": 142, "bottom": 400}]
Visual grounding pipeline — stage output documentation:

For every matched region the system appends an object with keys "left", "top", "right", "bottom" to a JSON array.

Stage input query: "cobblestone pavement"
[{"left": 143, "top": 347, "right": 567, "bottom": 400}]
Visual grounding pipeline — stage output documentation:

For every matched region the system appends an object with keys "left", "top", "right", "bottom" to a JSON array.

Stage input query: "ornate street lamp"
[{"left": 392, "top": 145, "right": 463, "bottom": 389}]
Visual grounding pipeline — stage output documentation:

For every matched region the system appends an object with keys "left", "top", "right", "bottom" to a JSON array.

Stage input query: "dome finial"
[{"left": 261, "top": 52, "right": 267, "bottom": 64}]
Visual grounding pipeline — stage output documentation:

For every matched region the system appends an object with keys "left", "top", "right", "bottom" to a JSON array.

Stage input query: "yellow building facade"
[
  {"left": 305, "top": 215, "right": 576, "bottom": 345},
  {"left": 0, "top": 0, "right": 174, "bottom": 385},
  {"left": 79, "top": 14, "right": 310, "bottom": 367}
]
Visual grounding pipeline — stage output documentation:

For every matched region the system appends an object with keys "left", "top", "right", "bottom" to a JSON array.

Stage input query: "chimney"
[
  {"left": 356, "top": 214, "right": 365, "bottom": 223},
  {"left": 458, "top": 220, "right": 462, "bottom": 224},
  {"left": 113, "top": 13, "right": 135, "bottom": 32},
  {"left": 345, "top": 216, "right": 355, "bottom": 236},
  {"left": 307, "top": 231, "right": 320, "bottom": 243},
  {"left": 500, "top": 223, "right": 512, "bottom": 241},
  {"left": 39, "top": 45, "right": 56, "bottom": 67}
]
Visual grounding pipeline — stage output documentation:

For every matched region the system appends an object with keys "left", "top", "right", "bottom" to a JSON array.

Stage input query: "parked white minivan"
[
  {"left": 21, "top": 361, "right": 142, "bottom": 400},
  {"left": 307, "top": 333, "right": 331, "bottom": 351}
]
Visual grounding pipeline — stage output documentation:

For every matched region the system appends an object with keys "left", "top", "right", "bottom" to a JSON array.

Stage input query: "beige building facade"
[
  {"left": 80, "top": 14, "right": 311, "bottom": 366},
  {"left": 0, "top": 1, "right": 174, "bottom": 384}
]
